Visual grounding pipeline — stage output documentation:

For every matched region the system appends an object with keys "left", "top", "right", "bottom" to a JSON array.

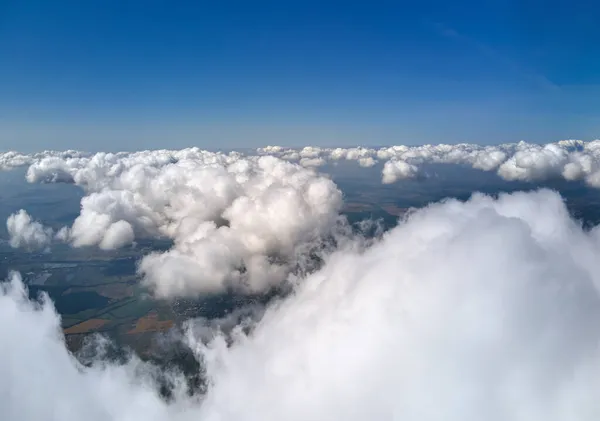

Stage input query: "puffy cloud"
[
  {"left": 0, "top": 150, "right": 87, "bottom": 172},
  {"left": 299, "top": 146, "right": 323, "bottom": 159},
  {"left": 299, "top": 157, "right": 326, "bottom": 168},
  {"left": 257, "top": 145, "right": 284, "bottom": 154},
  {"left": 6, "top": 210, "right": 54, "bottom": 250},
  {"left": 497, "top": 142, "right": 570, "bottom": 181},
  {"left": 254, "top": 140, "right": 600, "bottom": 186},
  {"left": 137, "top": 156, "right": 343, "bottom": 297},
  {"left": 67, "top": 190, "right": 158, "bottom": 249},
  {"left": 99, "top": 220, "right": 135, "bottom": 250},
  {"left": 0, "top": 151, "right": 33, "bottom": 171},
  {"left": 4, "top": 190, "right": 600, "bottom": 420},
  {"left": 382, "top": 159, "right": 418, "bottom": 183},
  {"left": 16, "top": 150, "right": 343, "bottom": 297},
  {"left": 357, "top": 157, "right": 377, "bottom": 167},
  {"left": 193, "top": 189, "right": 600, "bottom": 420},
  {"left": 0, "top": 272, "right": 179, "bottom": 421}
]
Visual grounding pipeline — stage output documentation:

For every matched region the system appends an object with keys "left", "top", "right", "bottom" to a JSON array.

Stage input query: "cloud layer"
[
  {"left": 4, "top": 189, "right": 600, "bottom": 420},
  {"left": 6, "top": 139, "right": 600, "bottom": 297},
  {"left": 5, "top": 139, "right": 600, "bottom": 187},
  {"left": 258, "top": 139, "right": 600, "bottom": 185}
]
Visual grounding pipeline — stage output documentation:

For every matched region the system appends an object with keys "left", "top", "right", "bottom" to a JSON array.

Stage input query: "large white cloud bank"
[
  {"left": 3, "top": 189, "right": 600, "bottom": 420},
  {"left": 6, "top": 150, "right": 343, "bottom": 297}
]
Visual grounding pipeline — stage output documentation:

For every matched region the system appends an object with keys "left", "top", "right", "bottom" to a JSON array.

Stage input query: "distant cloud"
[
  {"left": 259, "top": 139, "right": 600, "bottom": 186},
  {"left": 6, "top": 210, "right": 53, "bottom": 251},
  {"left": 0, "top": 150, "right": 88, "bottom": 173},
  {"left": 382, "top": 159, "right": 419, "bottom": 183}
]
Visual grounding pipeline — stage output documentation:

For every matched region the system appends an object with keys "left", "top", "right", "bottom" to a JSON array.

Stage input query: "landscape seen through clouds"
[{"left": 4, "top": 146, "right": 600, "bottom": 393}]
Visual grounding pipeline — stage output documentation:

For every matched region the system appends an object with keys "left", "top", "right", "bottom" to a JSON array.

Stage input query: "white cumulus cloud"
[
  {"left": 382, "top": 159, "right": 419, "bottom": 183},
  {"left": 6, "top": 210, "right": 54, "bottom": 250},
  {"left": 255, "top": 140, "right": 600, "bottom": 186},
  {"left": 14, "top": 150, "right": 343, "bottom": 297}
]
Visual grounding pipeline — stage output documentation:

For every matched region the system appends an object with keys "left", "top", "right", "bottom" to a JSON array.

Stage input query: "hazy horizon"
[{"left": 3, "top": 1, "right": 600, "bottom": 151}]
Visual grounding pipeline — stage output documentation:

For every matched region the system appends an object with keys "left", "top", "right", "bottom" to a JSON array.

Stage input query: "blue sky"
[{"left": 1, "top": 0, "right": 600, "bottom": 151}]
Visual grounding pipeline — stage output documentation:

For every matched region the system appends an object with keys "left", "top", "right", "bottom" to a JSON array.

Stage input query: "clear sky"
[{"left": 1, "top": 0, "right": 600, "bottom": 151}]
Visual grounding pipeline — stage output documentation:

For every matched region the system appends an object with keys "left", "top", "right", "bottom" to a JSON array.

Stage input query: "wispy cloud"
[{"left": 429, "top": 21, "right": 560, "bottom": 93}]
